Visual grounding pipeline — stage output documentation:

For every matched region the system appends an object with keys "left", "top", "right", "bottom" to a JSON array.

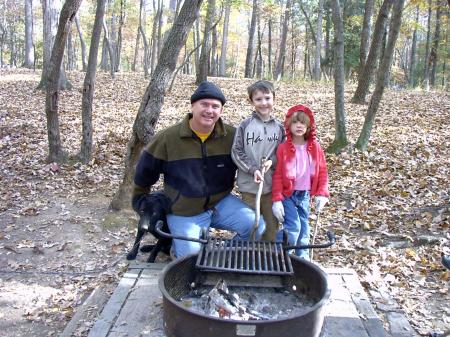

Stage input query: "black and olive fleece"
[{"left": 132, "top": 113, "right": 237, "bottom": 216}]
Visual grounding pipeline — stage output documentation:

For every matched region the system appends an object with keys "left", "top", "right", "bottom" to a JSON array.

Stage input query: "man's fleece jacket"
[{"left": 132, "top": 113, "right": 237, "bottom": 216}]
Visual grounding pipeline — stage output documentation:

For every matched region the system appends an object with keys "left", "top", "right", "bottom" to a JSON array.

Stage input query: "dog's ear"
[{"left": 153, "top": 192, "right": 172, "bottom": 214}]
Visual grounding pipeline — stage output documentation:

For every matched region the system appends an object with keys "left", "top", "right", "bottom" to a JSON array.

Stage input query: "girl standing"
[{"left": 271, "top": 105, "right": 330, "bottom": 258}]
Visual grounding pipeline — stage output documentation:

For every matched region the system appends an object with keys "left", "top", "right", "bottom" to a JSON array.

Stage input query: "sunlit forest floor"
[{"left": 0, "top": 68, "right": 448, "bottom": 336}]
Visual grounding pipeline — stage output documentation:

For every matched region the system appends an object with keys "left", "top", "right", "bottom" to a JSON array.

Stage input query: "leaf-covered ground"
[{"left": 0, "top": 69, "right": 448, "bottom": 336}]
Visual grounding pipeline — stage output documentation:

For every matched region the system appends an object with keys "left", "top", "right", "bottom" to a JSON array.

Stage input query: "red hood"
[{"left": 284, "top": 104, "right": 317, "bottom": 155}]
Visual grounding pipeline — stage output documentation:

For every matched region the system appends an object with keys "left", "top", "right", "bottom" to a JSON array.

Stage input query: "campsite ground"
[{"left": 0, "top": 69, "right": 448, "bottom": 336}]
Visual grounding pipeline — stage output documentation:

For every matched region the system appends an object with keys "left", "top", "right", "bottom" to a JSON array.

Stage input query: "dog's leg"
[
  {"left": 160, "top": 239, "right": 172, "bottom": 255},
  {"left": 147, "top": 239, "right": 164, "bottom": 263},
  {"left": 126, "top": 229, "right": 145, "bottom": 260}
]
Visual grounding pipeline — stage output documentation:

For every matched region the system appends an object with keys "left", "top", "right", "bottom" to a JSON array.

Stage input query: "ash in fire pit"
[{"left": 180, "top": 279, "right": 315, "bottom": 321}]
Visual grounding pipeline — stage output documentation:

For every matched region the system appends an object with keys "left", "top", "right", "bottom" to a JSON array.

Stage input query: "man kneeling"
[{"left": 132, "top": 81, "right": 265, "bottom": 258}]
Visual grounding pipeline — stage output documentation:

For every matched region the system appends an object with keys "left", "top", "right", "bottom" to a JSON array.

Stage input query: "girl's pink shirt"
[{"left": 293, "top": 144, "right": 311, "bottom": 191}]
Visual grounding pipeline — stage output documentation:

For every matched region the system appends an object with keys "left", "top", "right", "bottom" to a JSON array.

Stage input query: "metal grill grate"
[{"left": 195, "top": 238, "right": 294, "bottom": 276}]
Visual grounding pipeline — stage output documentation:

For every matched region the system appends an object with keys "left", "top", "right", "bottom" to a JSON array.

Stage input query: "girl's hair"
[
  {"left": 247, "top": 80, "right": 275, "bottom": 100},
  {"left": 287, "top": 111, "right": 311, "bottom": 139}
]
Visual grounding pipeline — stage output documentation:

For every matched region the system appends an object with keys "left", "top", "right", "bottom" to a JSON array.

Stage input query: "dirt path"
[{"left": 0, "top": 193, "right": 141, "bottom": 337}]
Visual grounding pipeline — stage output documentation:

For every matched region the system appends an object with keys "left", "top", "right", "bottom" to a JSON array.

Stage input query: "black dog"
[{"left": 126, "top": 191, "right": 172, "bottom": 263}]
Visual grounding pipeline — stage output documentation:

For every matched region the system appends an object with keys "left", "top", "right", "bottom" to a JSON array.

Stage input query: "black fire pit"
[{"left": 158, "top": 254, "right": 330, "bottom": 337}]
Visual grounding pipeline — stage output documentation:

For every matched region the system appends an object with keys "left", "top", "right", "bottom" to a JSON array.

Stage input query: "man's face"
[{"left": 190, "top": 98, "right": 223, "bottom": 133}]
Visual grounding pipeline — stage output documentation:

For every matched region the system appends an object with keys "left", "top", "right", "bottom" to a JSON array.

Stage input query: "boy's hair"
[
  {"left": 287, "top": 111, "right": 311, "bottom": 139},
  {"left": 247, "top": 80, "right": 275, "bottom": 101}
]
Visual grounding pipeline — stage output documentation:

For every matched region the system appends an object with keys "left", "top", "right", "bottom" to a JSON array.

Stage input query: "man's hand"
[
  {"left": 315, "top": 196, "right": 329, "bottom": 213},
  {"left": 272, "top": 201, "right": 285, "bottom": 223}
]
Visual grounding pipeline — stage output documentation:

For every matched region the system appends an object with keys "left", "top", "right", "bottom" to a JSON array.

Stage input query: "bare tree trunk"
[
  {"left": 398, "top": 42, "right": 410, "bottom": 83},
  {"left": 79, "top": 0, "right": 106, "bottom": 163},
  {"left": 355, "top": 0, "right": 405, "bottom": 151},
  {"left": 326, "top": 0, "right": 348, "bottom": 154},
  {"left": 132, "top": 27, "right": 141, "bottom": 71},
  {"left": 138, "top": 0, "right": 149, "bottom": 77},
  {"left": 303, "top": 24, "right": 309, "bottom": 79},
  {"left": 289, "top": 19, "right": 296, "bottom": 79},
  {"left": 66, "top": 27, "right": 75, "bottom": 70},
  {"left": 75, "top": 14, "right": 87, "bottom": 71},
  {"left": 274, "top": 0, "right": 292, "bottom": 81},
  {"left": 324, "top": 2, "right": 332, "bottom": 78},
  {"left": 267, "top": 18, "right": 272, "bottom": 78},
  {"left": 255, "top": 18, "right": 263, "bottom": 79},
  {"left": 409, "top": 6, "right": 419, "bottom": 87},
  {"left": 196, "top": 0, "right": 215, "bottom": 84},
  {"left": 0, "top": 24, "right": 5, "bottom": 67},
  {"left": 422, "top": 0, "right": 432, "bottom": 90},
  {"left": 102, "top": 17, "right": 115, "bottom": 78},
  {"left": 313, "top": 0, "right": 324, "bottom": 81},
  {"left": 429, "top": 0, "right": 442, "bottom": 87},
  {"left": 100, "top": 38, "right": 108, "bottom": 70},
  {"left": 232, "top": 36, "right": 241, "bottom": 77},
  {"left": 24, "top": 0, "right": 34, "bottom": 68},
  {"left": 359, "top": 0, "right": 374, "bottom": 75},
  {"left": 45, "top": 0, "right": 83, "bottom": 163},
  {"left": 38, "top": 0, "right": 72, "bottom": 90},
  {"left": 351, "top": 0, "right": 393, "bottom": 104},
  {"left": 110, "top": 13, "right": 118, "bottom": 72},
  {"left": 156, "top": 0, "right": 164, "bottom": 60},
  {"left": 169, "top": 40, "right": 202, "bottom": 91},
  {"left": 150, "top": 0, "right": 159, "bottom": 73},
  {"left": 140, "top": 24, "right": 150, "bottom": 77},
  {"left": 210, "top": 24, "right": 218, "bottom": 76},
  {"left": 441, "top": 58, "right": 446, "bottom": 88},
  {"left": 9, "top": 27, "right": 16, "bottom": 66},
  {"left": 299, "top": 1, "right": 317, "bottom": 44},
  {"left": 244, "top": 0, "right": 258, "bottom": 78},
  {"left": 42, "top": 0, "right": 57, "bottom": 72},
  {"left": 194, "top": 19, "right": 201, "bottom": 72},
  {"left": 218, "top": 0, "right": 231, "bottom": 77},
  {"left": 115, "top": 0, "right": 125, "bottom": 72},
  {"left": 110, "top": 0, "right": 204, "bottom": 210}
]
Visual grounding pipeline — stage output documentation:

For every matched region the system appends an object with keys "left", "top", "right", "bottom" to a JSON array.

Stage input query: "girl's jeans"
[
  {"left": 276, "top": 190, "right": 310, "bottom": 258},
  {"left": 167, "top": 194, "right": 266, "bottom": 258}
]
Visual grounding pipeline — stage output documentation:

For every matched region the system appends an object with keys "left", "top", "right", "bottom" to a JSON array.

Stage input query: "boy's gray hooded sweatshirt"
[{"left": 231, "top": 112, "right": 285, "bottom": 194}]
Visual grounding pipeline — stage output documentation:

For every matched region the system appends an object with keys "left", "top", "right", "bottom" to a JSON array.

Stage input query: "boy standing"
[{"left": 231, "top": 81, "right": 285, "bottom": 241}]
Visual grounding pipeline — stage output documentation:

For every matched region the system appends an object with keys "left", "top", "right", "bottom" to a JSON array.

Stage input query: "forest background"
[{"left": 0, "top": 0, "right": 449, "bottom": 336}]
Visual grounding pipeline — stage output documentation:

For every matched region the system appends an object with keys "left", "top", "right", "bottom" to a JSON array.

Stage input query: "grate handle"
[
  {"left": 154, "top": 220, "right": 209, "bottom": 244},
  {"left": 283, "top": 230, "right": 336, "bottom": 250}
]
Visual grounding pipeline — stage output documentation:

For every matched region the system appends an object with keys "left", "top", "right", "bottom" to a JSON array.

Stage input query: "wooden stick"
[
  {"left": 251, "top": 160, "right": 268, "bottom": 240},
  {"left": 310, "top": 212, "right": 321, "bottom": 261}
]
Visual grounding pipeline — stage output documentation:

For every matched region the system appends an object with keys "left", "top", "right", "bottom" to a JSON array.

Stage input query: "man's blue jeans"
[
  {"left": 167, "top": 194, "right": 266, "bottom": 258},
  {"left": 276, "top": 190, "right": 310, "bottom": 258}
]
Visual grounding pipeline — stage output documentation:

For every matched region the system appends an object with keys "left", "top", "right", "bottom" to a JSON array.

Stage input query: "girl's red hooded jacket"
[{"left": 272, "top": 104, "right": 329, "bottom": 202}]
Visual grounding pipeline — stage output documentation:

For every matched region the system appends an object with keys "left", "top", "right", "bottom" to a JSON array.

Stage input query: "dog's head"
[{"left": 138, "top": 192, "right": 171, "bottom": 235}]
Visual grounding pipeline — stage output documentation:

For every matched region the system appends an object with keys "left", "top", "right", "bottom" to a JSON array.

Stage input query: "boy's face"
[{"left": 250, "top": 90, "right": 274, "bottom": 120}]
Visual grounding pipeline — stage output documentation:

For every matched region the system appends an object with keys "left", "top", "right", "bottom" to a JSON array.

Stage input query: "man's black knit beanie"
[{"left": 190, "top": 81, "right": 226, "bottom": 105}]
